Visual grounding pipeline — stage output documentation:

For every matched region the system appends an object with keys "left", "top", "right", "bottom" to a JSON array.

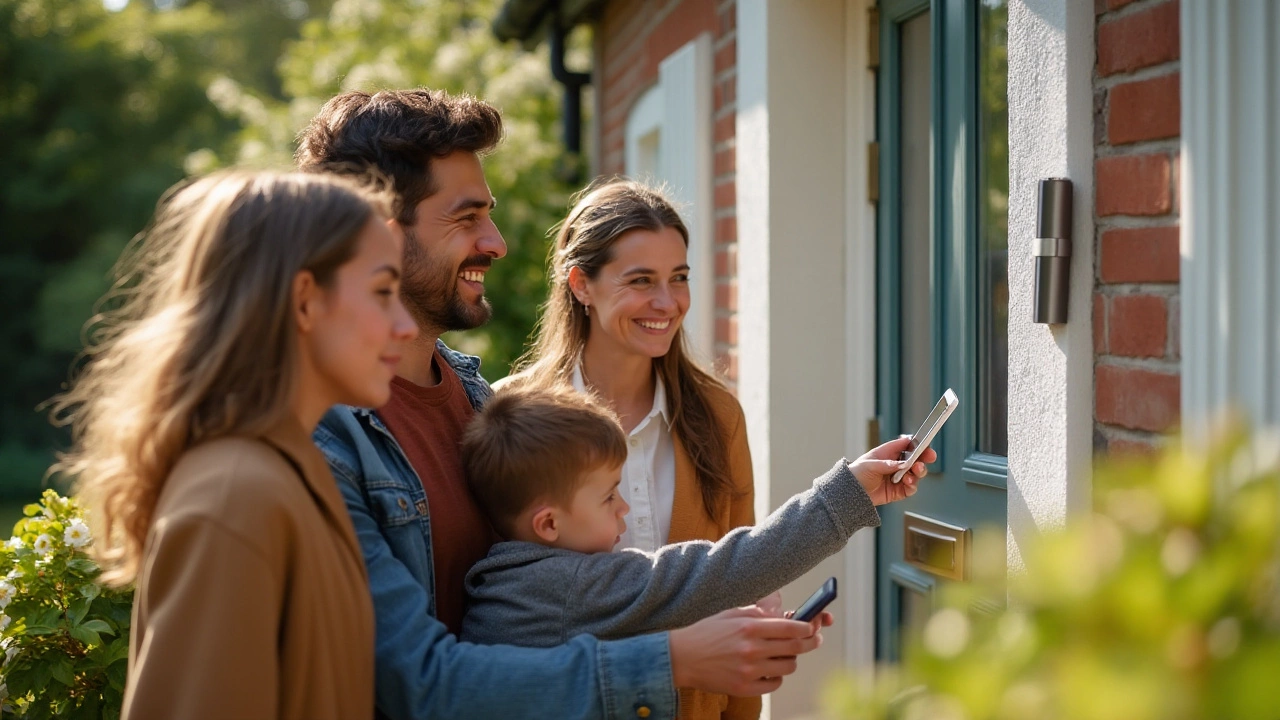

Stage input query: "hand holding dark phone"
[{"left": 790, "top": 577, "right": 837, "bottom": 622}]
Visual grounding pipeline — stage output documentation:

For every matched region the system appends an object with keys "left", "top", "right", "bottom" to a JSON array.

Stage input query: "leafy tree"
[
  {"left": 219, "top": 0, "right": 578, "bottom": 381},
  {"left": 0, "top": 0, "right": 242, "bottom": 499}
]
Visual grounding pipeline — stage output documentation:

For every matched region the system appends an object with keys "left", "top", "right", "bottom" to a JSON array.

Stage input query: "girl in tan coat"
[
  {"left": 51, "top": 171, "right": 418, "bottom": 719},
  {"left": 506, "top": 179, "right": 759, "bottom": 720}
]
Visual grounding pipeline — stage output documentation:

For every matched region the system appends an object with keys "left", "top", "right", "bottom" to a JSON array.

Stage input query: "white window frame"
[{"left": 624, "top": 34, "right": 715, "bottom": 362}]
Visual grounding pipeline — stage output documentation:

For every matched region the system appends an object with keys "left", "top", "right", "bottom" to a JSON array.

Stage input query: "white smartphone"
[{"left": 891, "top": 388, "right": 959, "bottom": 484}]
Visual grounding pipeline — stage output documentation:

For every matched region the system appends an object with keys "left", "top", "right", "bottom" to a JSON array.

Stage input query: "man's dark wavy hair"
[{"left": 295, "top": 89, "right": 503, "bottom": 226}]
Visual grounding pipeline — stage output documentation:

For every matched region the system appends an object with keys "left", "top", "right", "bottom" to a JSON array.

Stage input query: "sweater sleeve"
[
  {"left": 564, "top": 459, "right": 879, "bottom": 640},
  {"left": 123, "top": 514, "right": 284, "bottom": 720}
]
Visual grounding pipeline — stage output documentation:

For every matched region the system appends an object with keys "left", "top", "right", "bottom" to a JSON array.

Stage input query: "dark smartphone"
[{"left": 791, "top": 577, "right": 837, "bottom": 622}]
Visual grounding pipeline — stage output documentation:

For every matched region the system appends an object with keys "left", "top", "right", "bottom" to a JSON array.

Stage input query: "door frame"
[{"left": 841, "top": 0, "right": 879, "bottom": 671}]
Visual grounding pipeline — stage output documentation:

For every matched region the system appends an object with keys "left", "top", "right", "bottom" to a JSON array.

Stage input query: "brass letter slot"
[{"left": 903, "top": 512, "right": 969, "bottom": 581}]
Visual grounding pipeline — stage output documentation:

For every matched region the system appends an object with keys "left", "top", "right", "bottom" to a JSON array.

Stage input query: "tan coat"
[
  {"left": 122, "top": 418, "right": 374, "bottom": 720},
  {"left": 665, "top": 385, "right": 759, "bottom": 720}
]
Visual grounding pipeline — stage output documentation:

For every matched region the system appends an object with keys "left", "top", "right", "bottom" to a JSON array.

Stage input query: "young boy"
[{"left": 459, "top": 384, "right": 926, "bottom": 655}]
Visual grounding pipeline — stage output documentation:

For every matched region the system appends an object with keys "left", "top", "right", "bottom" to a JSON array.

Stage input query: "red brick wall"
[
  {"left": 1093, "top": 0, "right": 1181, "bottom": 454},
  {"left": 594, "top": 0, "right": 740, "bottom": 382}
]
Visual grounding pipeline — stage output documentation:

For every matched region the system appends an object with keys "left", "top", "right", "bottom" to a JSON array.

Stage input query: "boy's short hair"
[{"left": 463, "top": 383, "right": 628, "bottom": 538}]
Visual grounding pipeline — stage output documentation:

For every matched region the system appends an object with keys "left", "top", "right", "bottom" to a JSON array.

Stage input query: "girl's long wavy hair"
[
  {"left": 514, "top": 178, "right": 738, "bottom": 518},
  {"left": 50, "top": 170, "right": 389, "bottom": 586}
]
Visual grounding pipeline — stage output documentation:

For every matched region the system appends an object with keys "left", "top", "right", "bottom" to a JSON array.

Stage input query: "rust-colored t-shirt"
[{"left": 376, "top": 352, "right": 498, "bottom": 635}]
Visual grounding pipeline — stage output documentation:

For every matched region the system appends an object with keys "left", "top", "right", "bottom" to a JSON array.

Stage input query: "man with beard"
[{"left": 300, "top": 89, "right": 827, "bottom": 720}]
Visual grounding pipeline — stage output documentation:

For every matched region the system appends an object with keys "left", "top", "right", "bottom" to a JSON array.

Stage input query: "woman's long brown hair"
[
  {"left": 515, "top": 179, "right": 738, "bottom": 518},
  {"left": 50, "top": 170, "right": 388, "bottom": 585}
]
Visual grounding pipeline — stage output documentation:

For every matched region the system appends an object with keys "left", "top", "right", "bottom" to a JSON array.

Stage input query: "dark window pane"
[
  {"left": 900, "top": 11, "right": 934, "bottom": 434},
  {"left": 977, "top": 0, "right": 1009, "bottom": 456}
]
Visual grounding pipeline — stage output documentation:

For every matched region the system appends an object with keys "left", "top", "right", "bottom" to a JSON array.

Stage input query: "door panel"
[{"left": 874, "top": 0, "right": 1009, "bottom": 662}]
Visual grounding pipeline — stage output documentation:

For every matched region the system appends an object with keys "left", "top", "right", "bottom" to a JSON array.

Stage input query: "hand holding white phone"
[{"left": 891, "top": 389, "right": 958, "bottom": 484}]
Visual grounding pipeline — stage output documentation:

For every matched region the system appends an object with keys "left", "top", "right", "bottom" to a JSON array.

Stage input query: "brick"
[
  {"left": 715, "top": 315, "right": 738, "bottom": 345},
  {"left": 1096, "top": 153, "right": 1172, "bottom": 216},
  {"left": 715, "top": 215, "right": 737, "bottom": 245},
  {"left": 1107, "top": 294, "right": 1168, "bottom": 358},
  {"left": 1108, "top": 73, "right": 1180, "bottom": 144},
  {"left": 714, "top": 113, "right": 735, "bottom": 143},
  {"left": 1168, "top": 296, "right": 1180, "bottom": 359},
  {"left": 644, "top": 0, "right": 719, "bottom": 80},
  {"left": 714, "top": 76, "right": 736, "bottom": 110},
  {"left": 1096, "top": 364, "right": 1180, "bottom": 432},
  {"left": 714, "top": 180, "right": 736, "bottom": 209},
  {"left": 715, "top": 246, "right": 737, "bottom": 276},
  {"left": 1097, "top": 0, "right": 1179, "bottom": 75},
  {"left": 717, "top": 3, "right": 736, "bottom": 36},
  {"left": 1094, "top": 293, "right": 1108, "bottom": 354},
  {"left": 715, "top": 280, "right": 737, "bottom": 312},
  {"left": 714, "top": 38, "right": 736, "bottom": 74},
  {"left": 1099, "top": 225, "right": 1180, "bottom": 283},
  {"left": 1098, "top": 0, "right": 1139, "bottom": 12},
  {"left": 714, "top": 146, "right": 736, "bottom": 176}
]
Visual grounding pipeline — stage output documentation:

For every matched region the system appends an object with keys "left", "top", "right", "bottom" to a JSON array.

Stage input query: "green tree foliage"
[
  {"left": 217, "top": 0, "right": 577, "bottom": 380},
  {"left": 0, "top": 0, "right": 243, "bottom": 499},
  {"left": 826, "top": 428, "right": 1280, "bottom": 720},
  {"left": 0, "top": 0, "right": 573, "bottom": 505}
]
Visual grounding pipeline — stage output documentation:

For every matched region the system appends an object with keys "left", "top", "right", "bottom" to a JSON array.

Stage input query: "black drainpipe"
[{"left": 548, "top": 8, "right": 590, "bottom": 183}]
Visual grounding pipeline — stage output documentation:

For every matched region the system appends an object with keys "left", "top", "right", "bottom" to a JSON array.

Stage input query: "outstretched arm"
[{"left": 565, "top": 438, "right": 934, "bottom": 641}]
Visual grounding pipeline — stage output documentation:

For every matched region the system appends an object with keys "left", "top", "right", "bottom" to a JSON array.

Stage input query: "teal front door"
[{"left": 874, "top": 0, "right": 1010, "bottom": 660}]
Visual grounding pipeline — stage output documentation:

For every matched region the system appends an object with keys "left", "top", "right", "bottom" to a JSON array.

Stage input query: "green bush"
[
  {"left": 826, "top": 430, "right": 1280, "bottom": 720},
  {"left": 0, "top": 490, "right": 132, "bottom": 720}
]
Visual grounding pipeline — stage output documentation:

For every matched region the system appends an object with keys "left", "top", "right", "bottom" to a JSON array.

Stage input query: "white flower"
[
  {"left": 0, "top": 582, "right": 14, "bottom": 610},
  {"left": 5, "top": 569, "right": 19, "bottom": 581},
  {"left": 4, "top": 538, "right": 20, "bottom": 551},
  {"left": 0, "top": 615, "right": 9, "bottom": 632},
  {"left": 33, "top": 534, "right": 54, "bottom": 555},
  {"left": 64, "top": 520, "right": 91, "bottom": 549}
]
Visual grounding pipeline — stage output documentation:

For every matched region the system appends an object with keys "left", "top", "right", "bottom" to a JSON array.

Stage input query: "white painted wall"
[
  {"left": 1181, "top": 0, "right": 1280, "bottom": 442},
  {"left": 1005, "top": 0, "right": 1096, "bottom": 571},
  {"left": 842, "top": 0, "right": 877, "bottom": 673},
  {"left": 738, "top": 0, "right": 872, "bottom": 716}
]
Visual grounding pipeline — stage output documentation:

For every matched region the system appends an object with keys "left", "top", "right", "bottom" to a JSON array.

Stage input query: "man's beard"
[{"left": 401, "top": 233, "right": 494, "bottom": 334}]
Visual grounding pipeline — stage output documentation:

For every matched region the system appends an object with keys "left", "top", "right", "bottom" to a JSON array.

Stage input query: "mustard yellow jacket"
[{"left": 666, "top": 384, "right": 759, "bottom": 720}]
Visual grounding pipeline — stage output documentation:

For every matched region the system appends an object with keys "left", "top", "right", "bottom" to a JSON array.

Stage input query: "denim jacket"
[{"left": 314, "top": 341, "right": 677, "bottom": 720}]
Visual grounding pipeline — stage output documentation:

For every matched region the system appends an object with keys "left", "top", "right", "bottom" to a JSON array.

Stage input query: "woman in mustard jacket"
[
  {"left": 52, "top": 171, "right": 418, "bottom": 719},
  {"left": 505, "top": 179, "right": 756, "bottom": 720}
]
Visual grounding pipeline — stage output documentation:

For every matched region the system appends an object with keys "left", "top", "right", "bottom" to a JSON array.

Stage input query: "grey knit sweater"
[{"left": 460, "top": 458, "right": 880, "bottom": 646}]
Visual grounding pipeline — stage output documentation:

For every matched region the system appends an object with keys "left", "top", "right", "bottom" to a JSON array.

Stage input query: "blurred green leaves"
[{"left": 826, "top": 429, "right": 1280, "bottom": 720}]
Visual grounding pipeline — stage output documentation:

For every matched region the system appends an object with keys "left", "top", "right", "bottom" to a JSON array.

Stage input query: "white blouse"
[{"left": 572, "top": 365, "right": 676, "bottom": 552}]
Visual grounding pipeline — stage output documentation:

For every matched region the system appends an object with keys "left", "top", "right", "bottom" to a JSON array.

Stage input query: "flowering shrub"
[
  {"left": 0, "top": 490, "right": 132, "bottom": 719},
  {"left": 826, "top": 430, "right": 1280, "bottom": 720}
]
